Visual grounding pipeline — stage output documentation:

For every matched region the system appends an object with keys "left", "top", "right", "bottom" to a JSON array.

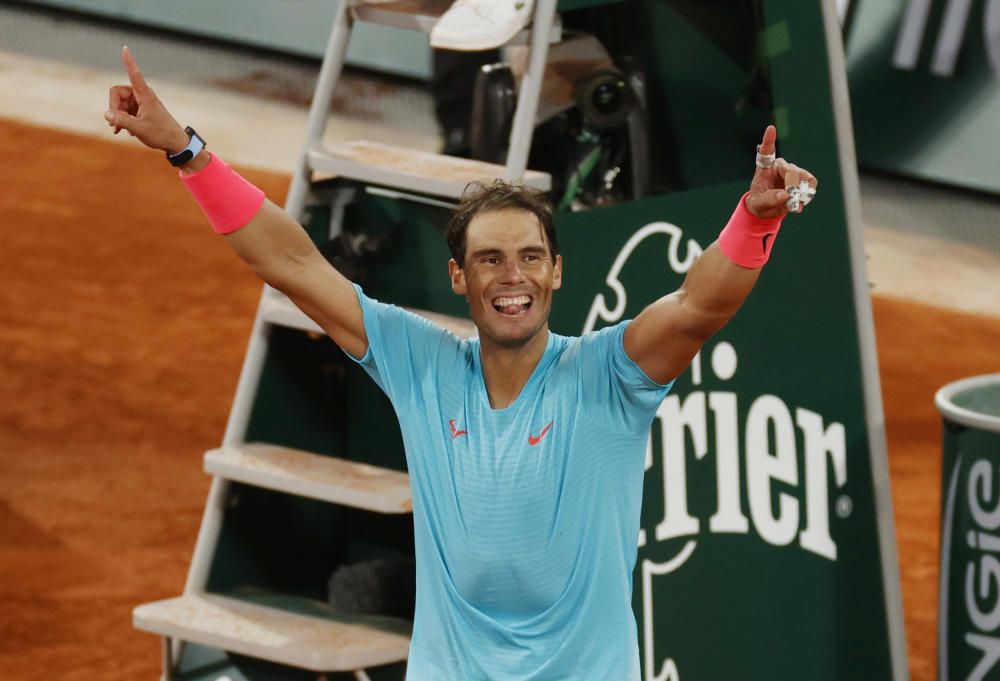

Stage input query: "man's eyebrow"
[
  {"left": 519, "top": 245, "right": 548, "bottom": 255},
  {"left": 469, "top": 245, "right": 548, "bottom": 258},
  {"left": 470, "top": 247, "right": 504, "bottom": 258}
]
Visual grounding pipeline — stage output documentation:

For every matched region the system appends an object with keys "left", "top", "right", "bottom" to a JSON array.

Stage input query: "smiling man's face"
[{"left": 449, "top": 208, "right": 562, "bottom": 349}]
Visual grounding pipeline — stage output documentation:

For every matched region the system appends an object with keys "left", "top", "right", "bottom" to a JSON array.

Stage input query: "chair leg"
[{"left": 161, "top": 637, "right": 176, "bottom": 681}]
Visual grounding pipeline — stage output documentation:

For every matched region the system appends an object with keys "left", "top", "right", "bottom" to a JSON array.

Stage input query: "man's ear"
[
  {"left": 552, "top": 254, "right": 563, "bottom": 291},
  {"left": 449, "top": 258, "right": 467, "bottom": 296}
]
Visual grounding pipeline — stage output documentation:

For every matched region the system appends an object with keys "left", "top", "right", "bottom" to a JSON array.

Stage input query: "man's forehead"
[{"left": 466, "top": 209, "right": 547, "bottom": 250}]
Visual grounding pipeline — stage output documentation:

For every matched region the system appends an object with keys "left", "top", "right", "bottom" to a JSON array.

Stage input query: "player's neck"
[{"left": 479, "top": 327, "right": 549, "bottom": 410}]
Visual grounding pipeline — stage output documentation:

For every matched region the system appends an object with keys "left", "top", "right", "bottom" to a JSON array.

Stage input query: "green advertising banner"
[
  {"left": 847, "top": 0, "right": 1000, "bottom": 195},
  {"left": 553, "top": 177, "right": 892, "bottom": 679},
  {"left": 554, "top": 1, "right": 904, "bottom": 678}
]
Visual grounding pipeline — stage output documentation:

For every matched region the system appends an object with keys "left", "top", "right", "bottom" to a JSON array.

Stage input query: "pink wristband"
[
  {"left": 179, "top": 153, "right": 266, "bottom": 235},
  {"left": 717, "top": 192, "right": 784, "bottom": 268}
]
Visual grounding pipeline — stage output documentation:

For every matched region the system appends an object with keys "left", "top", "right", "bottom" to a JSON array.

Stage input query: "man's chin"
[{"left": 479, "top": 317, "right": 546, "bottom": 349}]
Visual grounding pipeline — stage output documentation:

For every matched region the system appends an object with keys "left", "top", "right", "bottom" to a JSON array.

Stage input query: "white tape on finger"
[
  {"left": 785, "top": 185, "right": 801, "bottom": 213},
  {"left": 785, "top": 180, "right": 817, "bottom": 213},
  {"left": 798, "top": 180, "right": 816, "bottom": 208},
  {"left": 755, "top": 144, "right": 776, "bottom": 169}
]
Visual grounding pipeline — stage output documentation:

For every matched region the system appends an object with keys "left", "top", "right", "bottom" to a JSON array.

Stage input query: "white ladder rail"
[
  {"left": 170, "top": 287, "right": 275, "bottom": 665},
  {"left": 182, "top": 477, "right": 232, "bottom": 593},
  {"left": 285, "top": 0, "right": 354, "bottom": 221},
  {"left": 182, "top": 284, "right": 276, "bottom": 595},
  {"left": 178, "top": 0, "right": 355, "bottom": 610},
  {"left": 159, "top": 0, "right": 561, "bottom": 675},
  {"left": 171, "top": 476, "right": 230, "bottom": 663},
  {"left": 504, "top": 0, "right": 560, "bottom": 181},
  {"left": 169, "top": 6, "right": 353, "bottom": 646}
]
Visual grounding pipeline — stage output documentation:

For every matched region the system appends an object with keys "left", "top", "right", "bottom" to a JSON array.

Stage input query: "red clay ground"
[{"left": 2, "top": 118, "right": 998, "bottom": 680}]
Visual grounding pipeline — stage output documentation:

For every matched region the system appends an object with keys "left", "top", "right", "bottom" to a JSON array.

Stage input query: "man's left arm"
[{"left": 623, "top": 125, "right": 818, "bottom": 385}]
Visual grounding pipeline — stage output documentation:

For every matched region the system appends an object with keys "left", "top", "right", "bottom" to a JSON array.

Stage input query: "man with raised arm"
[{"left": 107, "top": 46, "right": 816, "bottom": 680}]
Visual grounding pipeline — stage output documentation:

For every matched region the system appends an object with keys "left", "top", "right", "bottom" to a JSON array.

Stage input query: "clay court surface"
[{"left": 2, "top": 118, "right": 999, "bottom": 680}]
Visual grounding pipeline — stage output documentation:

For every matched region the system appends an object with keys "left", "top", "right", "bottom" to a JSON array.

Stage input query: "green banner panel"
[
  {"left": 553, "top": 179, "right": 890, "bottom": 680},
  {"left": 847, "top": 0, "right": 1000, "bottom": 194}
]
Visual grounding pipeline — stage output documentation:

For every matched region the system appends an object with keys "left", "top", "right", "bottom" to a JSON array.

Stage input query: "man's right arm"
[
  {"left": 106, "top": 46, "right": 367, "bottom": 358},
  {"left": 222, "top": 198, "right": 368, "bottom": 358}
]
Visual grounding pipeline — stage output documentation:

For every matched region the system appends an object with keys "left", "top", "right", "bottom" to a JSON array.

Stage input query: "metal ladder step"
[
  {"left": 308, "top": 140, "right": 552, "bottom": 199},
  {"left": 351, "top": 0, "right": 562, "bottom": 44},
  {"left": 204, "top": 443, "right": 412, "bottom": 513},
  {"left": 260, "top": 289, "right": 478, "bottom": 339},
  {"left": 133, "top": 593, "right": 410, "bottom": 672}
]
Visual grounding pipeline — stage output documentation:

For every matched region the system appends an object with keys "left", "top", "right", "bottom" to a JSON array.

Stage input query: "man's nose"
[{"left": 500, "top": 259, "right": 526, "bottom": 283}]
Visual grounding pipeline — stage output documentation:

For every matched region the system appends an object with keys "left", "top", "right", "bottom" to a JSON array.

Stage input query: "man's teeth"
[
  {"left": 494, "top": 295, "right": 531, "bottom": 307},
  {"left": 492, "top": 295, "right": 532, "bottom": 314}
]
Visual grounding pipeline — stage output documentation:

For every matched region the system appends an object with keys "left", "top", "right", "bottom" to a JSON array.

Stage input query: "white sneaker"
[{"left": 430, "top": 0, "right": 534, "bottom": 51}]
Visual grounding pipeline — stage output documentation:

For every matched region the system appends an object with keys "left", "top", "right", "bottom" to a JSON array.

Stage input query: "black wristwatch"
[{"left": 166, "top": 126, "right": 206, "bottom": 167}]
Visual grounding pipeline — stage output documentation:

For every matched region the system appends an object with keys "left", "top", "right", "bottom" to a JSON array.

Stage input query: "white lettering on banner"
[
  {"left": 582, "top": 222, "right": 701, "bottom": 334},
  {"left": 642, "top": 547, "right": 694, "bottom": 681},
  {"left": 969, "top": 460, "right": 1000, "bottom": 530},
  {"left": 648, "top": 384, "right": 847, "bottom": 563},
  {"left": 638, "top": 367, "right": 849, "bottom": 681},
  {"left": 584, "top": 222, "right": 851, "bottom": 681},
  {"left": 966, "top": 555, "right": 1000, "bottom": 632},
  {"left": 931, "top": 0, "right": 975, "bottom": 76},
  {"left": 893, "top": 0, "right": 934, "bottom": 70},
  {"left": 798, "top": 409, "right": 848, "bottom": 558},
  {"left": 746, "top": 395, "right": 800, "bottom": 546},
  {"left": 963, "top": 633, "right": 1000, "bottom": 681},
  {"left": 958, "top": 460, "right": 1000, "bottom": 681},
  {"left": 893, "top": 0, "right": 1000, "bottom": 78},
  {"left": 654, "top": 392, "right": 706, "bottom": 542},
  {"left": 709, "top": 391, "right": 748, "bottom": 533}
]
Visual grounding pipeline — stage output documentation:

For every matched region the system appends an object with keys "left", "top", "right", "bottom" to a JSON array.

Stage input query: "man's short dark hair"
[{"left": 446, "top": 180, "right": 559, "bottom": 266}]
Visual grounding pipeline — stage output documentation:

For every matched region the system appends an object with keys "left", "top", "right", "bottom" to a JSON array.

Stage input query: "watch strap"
[{"left": 166, "top": 127, "right": 205, "bottom": 167}]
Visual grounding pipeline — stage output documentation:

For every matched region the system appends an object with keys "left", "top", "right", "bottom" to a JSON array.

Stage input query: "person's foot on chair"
[{"left": 430, "top": 0, "right": 534, "bottom": 51}]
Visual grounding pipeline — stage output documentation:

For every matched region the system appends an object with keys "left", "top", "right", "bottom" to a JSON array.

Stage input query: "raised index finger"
[
  {"left": 121, "top": 46, "right": 152, "bottom": 96},
  {"left": 758, "top": 124, "right": 777, "bottom": 157}
]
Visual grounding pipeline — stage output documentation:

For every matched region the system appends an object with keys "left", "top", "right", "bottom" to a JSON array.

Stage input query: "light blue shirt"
[{"left": 350, "top": 286, "right": 672, "bottom": 680}]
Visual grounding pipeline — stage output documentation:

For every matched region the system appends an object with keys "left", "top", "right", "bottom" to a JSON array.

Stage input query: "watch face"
[{"left": 185, "top": 127, "right": 204, "bottom": 147}]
